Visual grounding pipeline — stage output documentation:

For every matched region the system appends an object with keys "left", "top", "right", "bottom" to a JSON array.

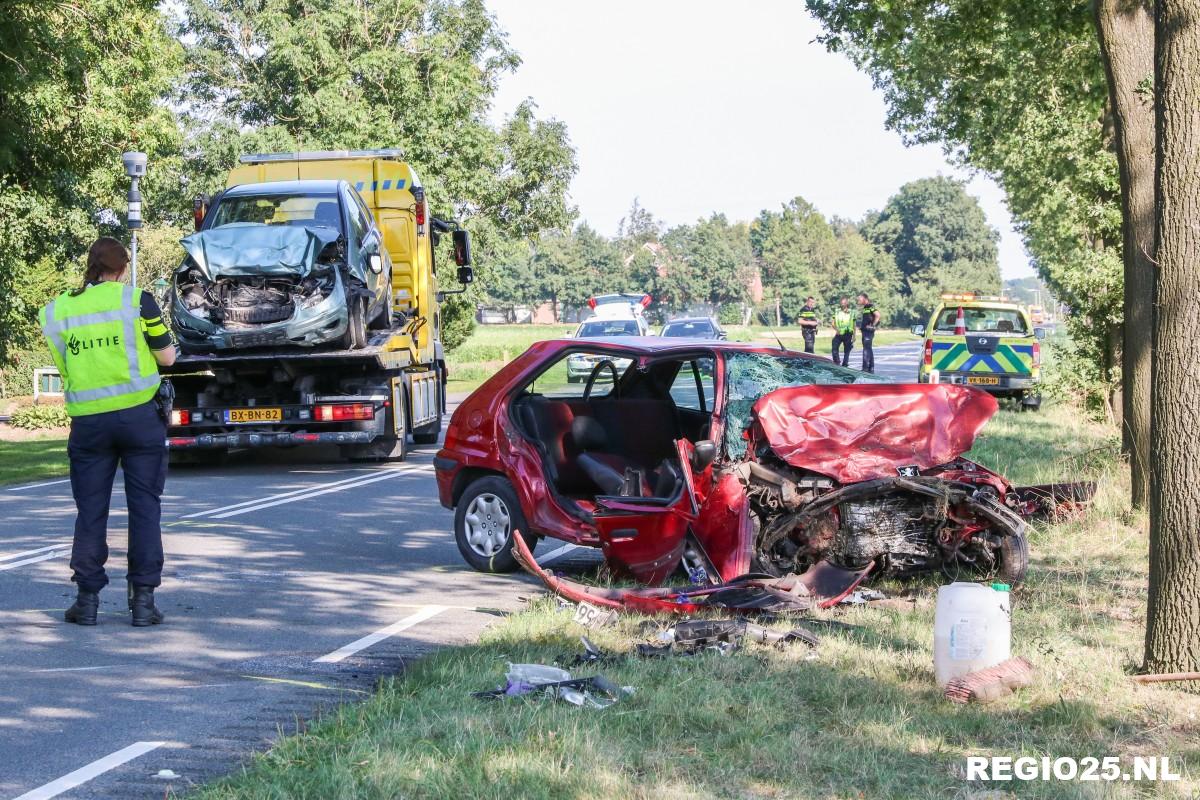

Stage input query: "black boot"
[
  {"left": 65, "top": 590, "right": 99, "bottom": 626},
  {"left": 130, "top": 586, "right": 164, "bottom": 627}
]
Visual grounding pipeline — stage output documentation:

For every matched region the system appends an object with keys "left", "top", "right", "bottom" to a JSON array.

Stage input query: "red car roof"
[{"left": 532, "top": 336, "right": 814, "bottom": 357}]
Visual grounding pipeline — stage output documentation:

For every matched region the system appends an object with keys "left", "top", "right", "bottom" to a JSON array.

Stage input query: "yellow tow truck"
[
  {"left": 163, "top": 149, "right": 474, "bottom": 461},
  {"left": 912, "top": 293, "right": 1046, "bottom": 410}
]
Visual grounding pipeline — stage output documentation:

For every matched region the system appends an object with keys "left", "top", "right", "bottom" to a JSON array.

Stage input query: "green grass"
[
  {"left": 193, "top": 403, "right": 1200, "bottom": 800},
  {"left": 446, "top": 324, "right": 915, "bottom": 394},
  {"left": 0, "top": 436, "right": 69, "bottom": 486}
]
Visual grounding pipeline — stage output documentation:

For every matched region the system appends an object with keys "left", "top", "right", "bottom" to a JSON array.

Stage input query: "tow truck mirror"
[
  {"left": 456, "top": 265, "right": 474, "bottom": 285},
  {"left": 452, "top": 229, "right": 472, "bottom": 266},
  {"left": 1034, "top": 327, "right": 1047, "bottom": 340},
  {"left": 910, "top": 324, "right": 925, "bottom": 336},
  {"left": 368, "top": 253, "right": 383, "bottom": 274},
  {"left": 690, "top": 440, "right": 717, "bottom": 472}
]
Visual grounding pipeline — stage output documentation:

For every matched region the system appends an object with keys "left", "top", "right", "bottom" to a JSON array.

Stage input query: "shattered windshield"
[
  {"left": 722, "top": 352, "right": 889, "bottom": 457},
  {"left": 210, "top": 193, "right": 343, "bottom": 234}
]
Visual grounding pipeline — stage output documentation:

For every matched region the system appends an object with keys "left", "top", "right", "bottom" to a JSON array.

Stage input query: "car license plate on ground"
[
  {"left": 967, "top": 376, "right": 1001, "bottom": 385},
  {"left": 573, "top": 600, "right": 618, "bottom": 629},
  {"left": 225, "top": 408, "right": 282, "bottom": 423}
]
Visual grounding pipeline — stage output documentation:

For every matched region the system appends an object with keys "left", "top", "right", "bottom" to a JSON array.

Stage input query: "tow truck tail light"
[
  {"left": 412, "top": 187, "right": 426, "bottom": 230},
  {"left": 924, "top": 339, "right": 933, "bottom": 367},
  {"left": 170, "top": 409, "right": 190, "bottom": 426},
  {"left": 1032, "top": 341, "right": 1041, "bottom": 368},
  {"left": 314, "top": 403, "right": 375, "bottom": 422}
]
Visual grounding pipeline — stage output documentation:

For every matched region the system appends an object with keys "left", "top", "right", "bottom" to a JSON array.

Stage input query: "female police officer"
[{"left": 39, "top": 237, "right": 176, "bottom": 626}]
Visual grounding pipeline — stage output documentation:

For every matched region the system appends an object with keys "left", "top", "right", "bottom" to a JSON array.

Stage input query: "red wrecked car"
[{"left": 435, "top": 339, "right": 1082, "bottom": 595}]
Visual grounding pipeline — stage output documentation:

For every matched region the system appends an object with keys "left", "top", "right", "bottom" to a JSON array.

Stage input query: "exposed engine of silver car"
[{"left": 177, "top": 269, "right": 336, "bottom": 329}]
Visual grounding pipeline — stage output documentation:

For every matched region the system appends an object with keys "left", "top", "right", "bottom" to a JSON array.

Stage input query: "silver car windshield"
[{"left": 210, "top": 193, "right": 343, "bottom": 235}]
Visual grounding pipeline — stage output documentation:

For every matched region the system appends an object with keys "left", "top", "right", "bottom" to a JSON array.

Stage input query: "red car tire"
[{"left": 454, "top": 476, "right": 536, "bottom": 573}]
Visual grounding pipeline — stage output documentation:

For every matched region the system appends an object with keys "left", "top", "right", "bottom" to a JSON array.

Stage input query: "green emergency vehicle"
[{"left": 912, "top": 293, "right": 1047, "bottom": 410}]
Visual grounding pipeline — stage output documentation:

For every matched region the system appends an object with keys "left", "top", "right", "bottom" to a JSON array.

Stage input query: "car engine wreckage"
[{"left": 512, "top": 383, "right": 1094, "bottom": 613}]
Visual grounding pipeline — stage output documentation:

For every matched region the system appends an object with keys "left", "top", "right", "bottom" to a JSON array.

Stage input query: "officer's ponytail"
[{"left": 70, "top": 237, "right": 131, "bottom": 296}]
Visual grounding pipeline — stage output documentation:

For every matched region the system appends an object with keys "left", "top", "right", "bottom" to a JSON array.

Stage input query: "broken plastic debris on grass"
[
  {"left": 473, "top": 662, "right": 634, "bottom": 709},
  {"left": 637, "top": 618, "right": 820, "bottom": 657},
  {"left": 838, "top": 588, "right": 888, "bottom": 605}
]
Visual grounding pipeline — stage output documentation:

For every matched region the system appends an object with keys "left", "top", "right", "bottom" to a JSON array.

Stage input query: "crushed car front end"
[{"left": 171, "top": 223, "right": 349, "bottom": 351}]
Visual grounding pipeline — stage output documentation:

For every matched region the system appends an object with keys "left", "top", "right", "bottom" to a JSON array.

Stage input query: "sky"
[{"left": 486, "top": 0, "right": 1035, "bottom": 280}]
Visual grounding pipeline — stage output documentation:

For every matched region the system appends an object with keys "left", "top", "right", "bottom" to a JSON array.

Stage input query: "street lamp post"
[{"left": 122, "top": 152, "right": 147, "bottom": 288}]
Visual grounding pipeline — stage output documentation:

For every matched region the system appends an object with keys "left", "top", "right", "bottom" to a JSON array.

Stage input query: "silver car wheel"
[{"left": 462, "top": 492, "right": 512, "bottom": 557}]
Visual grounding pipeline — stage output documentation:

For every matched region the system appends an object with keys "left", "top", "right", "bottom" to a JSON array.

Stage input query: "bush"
[
  {"left": 440, "top": 297, "right": 477, "bottom": 353},
  {"left": 717, "top": 304, "right": 744, "bottom": 325},
  {"left": 10, "top": 403, "right": 70, "bottom": 430},
  {"left": 1, "top": 346, "right": 54, "bottom": 399}
]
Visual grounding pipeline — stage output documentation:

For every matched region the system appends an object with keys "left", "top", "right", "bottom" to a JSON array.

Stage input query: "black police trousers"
[
  {"left": 67, "top": 400, "right": 167, "bottom": 593},
  {"left": 802, "top": 327, "right": 816, "bottom": 353},
  {"left": 861, "top": 327, "right": 876, "bottom": 373},
  {"left": 832, "top": 332, "right": 854, "bottom": 367}
]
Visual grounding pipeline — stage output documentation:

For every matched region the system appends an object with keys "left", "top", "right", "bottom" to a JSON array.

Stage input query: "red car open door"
[{"left": 592, "top": 443, "right": 698, "bottom": 585}]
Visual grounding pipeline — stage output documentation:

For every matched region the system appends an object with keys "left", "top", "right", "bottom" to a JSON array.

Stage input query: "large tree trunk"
[
  {"left": 1096, "top": 0, "right": 1156, "bottom": 509},
  {"left": 1145, "top": 0, "right": 1200, "bottom": 675}
]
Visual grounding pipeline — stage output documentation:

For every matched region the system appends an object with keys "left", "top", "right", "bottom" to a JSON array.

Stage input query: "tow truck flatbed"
[{"left": 162, "top": 330, "right": 416, "bottom": 375}]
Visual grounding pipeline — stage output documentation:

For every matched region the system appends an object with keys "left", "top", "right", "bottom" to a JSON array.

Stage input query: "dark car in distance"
[{"left": 660, "top": 317, "right": 725, "bottom": 339}]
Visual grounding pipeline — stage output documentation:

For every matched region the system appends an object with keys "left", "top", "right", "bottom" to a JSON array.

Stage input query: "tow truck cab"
[{"left": 911, "top": 294, "right": 1046, "bottom": 410}]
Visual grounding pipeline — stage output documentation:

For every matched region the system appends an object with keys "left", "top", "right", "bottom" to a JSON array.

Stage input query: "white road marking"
[
  {"left": 181, "top": 470, "right": 387, "bottom": 518},
  {"left": 536, "top": 543, "right": 578, "bottom": 565},
  {"left": 209, "top": 465, "right": 433, "bottom": 519},
  {"left": 31, "top": 665, "right": 121, "bottom": 673},
  {"left": 6, "top": 478, "right": 71, "bottom": 492},
  {"left": 314, "top": 605, "right": 447, "bottom": 664},
  {"left": 0, "top": 550, "right": 69, "bottom": 571},
  {"left": 13, "top": 741, "right": 164, "bottom": 800},
  {"left": 0, "top": 544, "right": 68, "bottom": 563}
]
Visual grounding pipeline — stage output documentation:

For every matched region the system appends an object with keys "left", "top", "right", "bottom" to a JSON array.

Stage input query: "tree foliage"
[
  {"left": 177, "top": 0, "right": 576, "bottom": 249},
  {"left": 863, "top": 177, "right": 1000, "bottom": 324},
  {"left": 806, "top": 0, "right": 1122, "bottom": 406},
  {"left": 0, "top": 0, "right": 182, "bottom": 371}
]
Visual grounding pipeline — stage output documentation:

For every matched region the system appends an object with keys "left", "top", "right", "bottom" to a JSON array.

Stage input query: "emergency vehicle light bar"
[
  {"left": 239, "top": 149, "right": 405, "bottom": 164},
  {"left": 941, "top": 293, "right": 1010, "bottom": 302}
]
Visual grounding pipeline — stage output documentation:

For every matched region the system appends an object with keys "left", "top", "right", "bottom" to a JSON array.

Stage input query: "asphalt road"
[{"left": 0, "top": 340, "right": 923, "bottom": 800}]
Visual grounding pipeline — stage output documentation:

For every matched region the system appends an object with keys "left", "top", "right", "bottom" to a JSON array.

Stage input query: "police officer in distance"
[
  {"left": 857, "top": 292, "right": 881, "bottom": 373},
  {"left": 831, "top": 298, "right": 855, "bottom": 367},
  {"left": 797, "top": 296, "right": 819, "bottom": 354},
  {"left": 40, "top": 237, "right": 177, "bottom": 626}
]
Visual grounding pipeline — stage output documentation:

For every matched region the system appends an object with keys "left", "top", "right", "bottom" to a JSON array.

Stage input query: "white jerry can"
[{"left": 933, "top": 581, "right": 1012, "bottom": 686}]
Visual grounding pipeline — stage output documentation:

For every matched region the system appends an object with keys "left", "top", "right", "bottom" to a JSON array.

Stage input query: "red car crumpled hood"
[{"left": 750, "top": 384, "right": 998, "bottom": 483}]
